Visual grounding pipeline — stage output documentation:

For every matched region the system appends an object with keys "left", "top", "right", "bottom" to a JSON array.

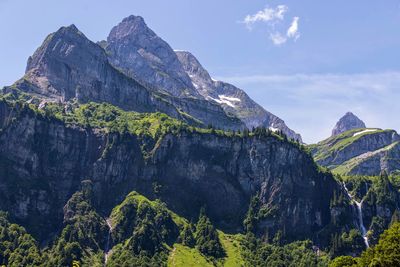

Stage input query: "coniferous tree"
[{"left": 195, "top": 208, "right": 225, "bottom": 259}]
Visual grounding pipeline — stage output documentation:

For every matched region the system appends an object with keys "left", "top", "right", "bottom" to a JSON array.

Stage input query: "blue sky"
[{"left": 1, "top": 0, "right": 400, "bottom": 143}]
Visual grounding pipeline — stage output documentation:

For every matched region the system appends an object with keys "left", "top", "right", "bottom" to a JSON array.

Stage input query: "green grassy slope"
[{"left": 168, "top": 232, "right": 245, "bottom": 267}]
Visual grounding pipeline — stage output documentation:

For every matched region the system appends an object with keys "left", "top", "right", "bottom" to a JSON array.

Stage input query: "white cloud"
[
  {"left": 218, "top": 72, "right": 400, "bottom": 143},
  {"left": 287, "top": 17, "right": 300, "bottom": 40},
  {"left": 242, "top": 5, "right": 300, "bottom": 46},
  {"left": 242, "top": 5, "right": 288, "bottom": 29}
]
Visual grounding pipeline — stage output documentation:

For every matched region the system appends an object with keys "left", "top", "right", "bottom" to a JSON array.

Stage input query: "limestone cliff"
[{"left": 0, "top": 100, "right": 342, "bottom": 244}]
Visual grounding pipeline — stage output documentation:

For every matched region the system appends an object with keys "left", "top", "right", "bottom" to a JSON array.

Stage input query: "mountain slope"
[{"left": 175, "top": 50, "right": 302, "bottom": 141}]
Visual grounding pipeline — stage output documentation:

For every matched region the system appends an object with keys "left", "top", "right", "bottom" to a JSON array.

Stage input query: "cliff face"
[{"left": 0, "top": 100, "right": 339, "bottom": 243}]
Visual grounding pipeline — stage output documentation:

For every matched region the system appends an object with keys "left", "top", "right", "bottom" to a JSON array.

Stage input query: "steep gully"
[{"left": 343, "top": 183, "right": 370, "bottom": 247}]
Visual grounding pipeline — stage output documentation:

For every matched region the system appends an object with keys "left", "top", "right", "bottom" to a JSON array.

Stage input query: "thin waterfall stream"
[
  {"left": 343, "top": 182, "right": 369, "bottom": 247},
  {"left": 104, "top": 218, "right": 113, "bottom": 266}
]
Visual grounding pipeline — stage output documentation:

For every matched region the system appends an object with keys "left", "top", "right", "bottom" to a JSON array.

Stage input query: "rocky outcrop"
[
  {"left": 332, "top": 112, "right": 366, "bottom": 137},
  {"left": 0, "top": 100, "right": 340, "bottom": 243}
]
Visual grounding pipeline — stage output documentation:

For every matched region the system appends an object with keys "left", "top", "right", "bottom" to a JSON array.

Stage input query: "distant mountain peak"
[
  {"left": 122, "top": 14, "right": 145, "bottom": 23},
  {"left": 332, "top": 112, "right": 366, "bottom": 136}
]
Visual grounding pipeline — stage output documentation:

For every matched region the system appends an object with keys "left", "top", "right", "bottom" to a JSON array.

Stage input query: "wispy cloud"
[
  {"left": 218, "top": 72, "right": 400, "bottom": 143},
  {"left": 242, "top": 5, "right": 288, "bottom": 30},
  {"left": 241, "top": 4, "right": 301, "bottom": 46},
  {"left": 269, "top": 16, "right": 300, "bottom": 45}
]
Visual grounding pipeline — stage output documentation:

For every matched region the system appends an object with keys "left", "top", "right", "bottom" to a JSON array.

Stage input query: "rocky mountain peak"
[
  {"left": 106, "top": 15, "right": 199, "bottom": 97},
  {"left": 332, "top": 112, "right": 366, "bottom": 136},
  {"left": 107, "top": 15, "right": 149, "bottom": 41},
  {"left": 26, "top": 24, "right": 102, "bottom": 74}
]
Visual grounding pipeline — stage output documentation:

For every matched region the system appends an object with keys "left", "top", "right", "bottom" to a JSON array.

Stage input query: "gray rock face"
[
  {"left": 106, "top": 15, "right": 199, "bottom": 98},
  {"left": 175, "top": 51, "right": 302, "bottom": 142},
  {"left": 332, "top": 112, "right": 366, "bottom": 136},
  {"left": 0, "top": 100, "right": 339, "bottom": 242},
  {"left": 23, "top": 24, "right": 152, "bottom": 108}
]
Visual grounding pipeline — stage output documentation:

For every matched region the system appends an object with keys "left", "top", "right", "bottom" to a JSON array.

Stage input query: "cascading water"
[
  {"left": 342, "top": 182, "right": 369, "bottom": 248},
  {"left": 104, "top": 218, "right": 113, "bottom": 266}
]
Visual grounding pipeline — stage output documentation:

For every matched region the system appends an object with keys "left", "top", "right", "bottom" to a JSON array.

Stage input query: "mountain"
[
  {"left": 6, "top": 23, "right": 243, "bottom": 130},
  {"left": 5, "top": 15, "right": 302, "bottom": 139},
  {"left": 310, "top": 112, "right": 400, "bottom": 176},
  {"left": 102, "top": 15, "right": 301, "bottom": 141},
  {"left": 2, "top": 14, "right": 399, "bottom": 266},
  {"left": 331, "top": 112, "right": 366, "bottom": 137}
]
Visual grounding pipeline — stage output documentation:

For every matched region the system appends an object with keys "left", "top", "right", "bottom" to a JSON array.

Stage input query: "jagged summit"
[
  {"left": 332, "top": 112, "right": 366, "bottom": 136},
  {"left": 106, "top": 15, "right": 199, "bottom": 98},
  {"left": 26, "top": 24, "right": 92, "bottom": 73},
  {"left": 122, "top": 14, "right": 145, "bottom": 23},
  {"left": 108, "top": 15, "right": 150, "bottom": 40}
]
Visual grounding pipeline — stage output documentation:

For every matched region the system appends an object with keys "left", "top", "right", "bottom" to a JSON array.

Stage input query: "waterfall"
[
  {"left": 104, "top": 218, "right": 113, "bottom": 266},
  {"left": 342, "top": 182, "right": 369, "bottom": 248}
]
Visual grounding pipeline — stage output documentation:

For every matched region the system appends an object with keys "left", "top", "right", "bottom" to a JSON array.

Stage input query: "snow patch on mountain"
[
  {"left": 209, "top": 95, "right": 241, "bottom": 108},
  {"left": 353, "top": 129, "right": 379, "bottom": 137},
  {"left": 219, "top": 95, "right": 241, "bottom": 102}
]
